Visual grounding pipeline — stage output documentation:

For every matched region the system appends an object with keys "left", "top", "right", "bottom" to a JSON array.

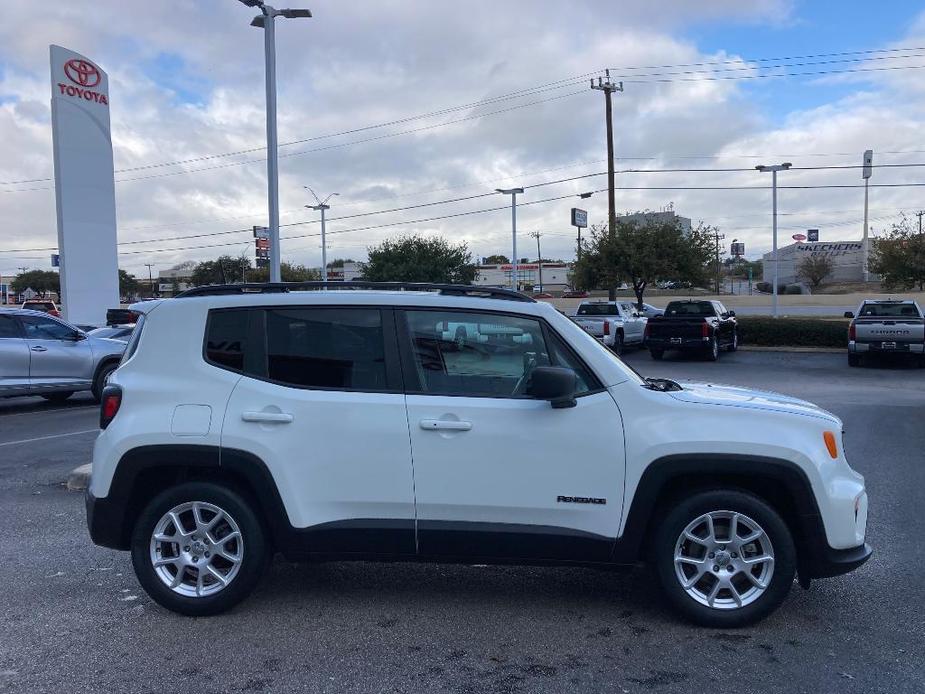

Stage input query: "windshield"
[
  {"left": 665, "top": 301, "right": 715, "bottom": 317},
  {"left": 858, "top": 303, "right": 921, "bottom": 318},
  {"left": 576, "top": 304, "right": 618, "bottom": 316}
]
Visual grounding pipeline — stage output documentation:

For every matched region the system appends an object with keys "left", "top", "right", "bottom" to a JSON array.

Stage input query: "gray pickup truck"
[{"left": 845, "top": 299, "right": 925, "bottom": 367}]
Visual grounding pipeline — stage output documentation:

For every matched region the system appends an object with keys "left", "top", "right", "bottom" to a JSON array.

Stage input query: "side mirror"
[
  {"left": 527, "top": 366, "right": 577, "bottom": 409},
  {"left": 727, "top": 310, "right": 736, "bottom": 317},
  {"left": 843, "top": 311, "right": 854, "bottom": 319}
]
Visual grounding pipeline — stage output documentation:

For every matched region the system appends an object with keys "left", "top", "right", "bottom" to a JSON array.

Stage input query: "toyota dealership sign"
[{"left": 50, "top": 45, "right": 118, "bottom": 326}]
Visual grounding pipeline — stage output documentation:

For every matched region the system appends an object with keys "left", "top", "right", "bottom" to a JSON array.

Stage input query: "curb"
[
  {"left": 67, "top": 463, "right": 91, "bottom": 492},
  {"left": 739, "top": 345, "right": 843, "bottom": 354}
]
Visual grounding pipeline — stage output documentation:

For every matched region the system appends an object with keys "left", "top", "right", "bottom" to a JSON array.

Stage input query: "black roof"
[{"left": 174, "top": 281, "right": 535, "bottom": 303}]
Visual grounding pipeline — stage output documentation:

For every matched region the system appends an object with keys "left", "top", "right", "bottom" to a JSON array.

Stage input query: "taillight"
[
  {"left": 100, "top": 386, "right": 122, "bottom": 429},
  {"left": 701, "top": 323, "right": 709, "bottom": 338},
  {"left": 603, "top": 321, "right": 610, "bottom": 335},
  {"left": 848, "top": 323, "right": 856, "bottom": 341}
]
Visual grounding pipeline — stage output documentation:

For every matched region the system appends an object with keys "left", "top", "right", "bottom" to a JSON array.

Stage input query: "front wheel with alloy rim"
[
  {"left": 653, "top": 490, "right": 796, "bottom": 627},
  {"left": 91, "top": 361, "right": 118, "bottom": 402},
  {"left": 130, "top": 482, "right": 269, "bottom": 616},
  {"left": 728, "top": 331, "right": 738, "bottom": 352}
]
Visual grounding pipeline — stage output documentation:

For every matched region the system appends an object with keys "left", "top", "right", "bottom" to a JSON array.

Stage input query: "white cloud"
[{"left": 0, "top": 0, "right": 920, "bottom": 280}]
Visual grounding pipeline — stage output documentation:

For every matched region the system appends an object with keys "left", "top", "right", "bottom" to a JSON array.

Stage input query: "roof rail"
[{"left": 174, "top": 281, "right": 536, "bottom": 302}]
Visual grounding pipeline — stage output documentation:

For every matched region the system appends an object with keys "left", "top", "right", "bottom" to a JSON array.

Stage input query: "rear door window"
[{"left": 265, "top": 308, "right": 387, "bottom": 391}]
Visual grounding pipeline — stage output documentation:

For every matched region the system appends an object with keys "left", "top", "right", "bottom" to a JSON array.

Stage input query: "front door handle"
[
  {"left": 30, "top": 345, "right": 48, "bottom": 352},
  {"left": 419, "top": 419, "right": 472, "bottom": 432},
  {"left": 242, "top": 411, "right": 293, "bottom": 424}
]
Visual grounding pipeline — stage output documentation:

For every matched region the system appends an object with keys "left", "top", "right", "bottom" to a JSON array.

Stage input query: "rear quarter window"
[
  {"left": 119, "top": 315, "right": 146, "bottom": 365},
  {"left": 205, "top": 310, "right": 249, "bottom": 372}
]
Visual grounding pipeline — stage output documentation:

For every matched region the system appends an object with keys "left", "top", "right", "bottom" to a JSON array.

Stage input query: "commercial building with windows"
[
  {"left": 761, "top": 241, "right": 873, "bottom": 285},
  {"left": 618, "top": 210, "right": 693, "bottom": 234}
]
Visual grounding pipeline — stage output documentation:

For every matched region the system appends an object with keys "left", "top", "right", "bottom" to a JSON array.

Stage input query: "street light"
[
  {"left": 238, "top": 0, "right": 312, "bottom": 284},
  {"left": 305, "top": 186, "right": 338, "bottom": 285},
  {"left": 496, "top": 188, "right": 524, "bottom": 290},
  {"left": 755, "top": 162, "right": 791, "bottom": 318}
]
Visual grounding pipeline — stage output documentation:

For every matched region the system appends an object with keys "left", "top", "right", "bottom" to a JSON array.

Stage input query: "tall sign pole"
[
  {"left": 497, "top": 188, "right": 524, "bottom": 290},
  {"left": 862, "top": 149, "right": 873, "bottom": 282},
  {"left": 50, "top": 46, "right": 119, "bottom": 326},
  {"left": 756, "top": 163, "right": 791, "bottom": 319}
]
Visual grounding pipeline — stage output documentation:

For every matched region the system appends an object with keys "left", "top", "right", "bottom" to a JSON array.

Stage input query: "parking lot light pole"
[
  {"left": 496, "top": 188, "right": 524, "bottom": 290},
  {"left": 239, "top": 0, "right": 312, "bottom": 283},
  {"left": 756, "top": 163, "right": 791, "bottom": 319},
  {"left": 305, "top": 186, "right": 338, "bottom": 285}
]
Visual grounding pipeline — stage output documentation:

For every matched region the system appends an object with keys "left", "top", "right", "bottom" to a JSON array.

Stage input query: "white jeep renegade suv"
[{"left": 86, "top": 283, "right": 871, "bottom": 627}]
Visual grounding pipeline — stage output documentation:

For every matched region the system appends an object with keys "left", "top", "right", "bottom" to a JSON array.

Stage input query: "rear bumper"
[
  {"left": 85, "top": 489, "right": 130, "bottom": 550},
  {"left": 849, "top": 341, "right": 924, "bottom": 354},
  {"left": 646, "top": 336, "right": 709, "bottom": 350}
]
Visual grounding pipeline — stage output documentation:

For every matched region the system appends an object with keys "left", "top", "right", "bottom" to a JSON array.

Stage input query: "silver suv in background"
[
  {"left": 0, "top": 308, "right": 126, "bottom": 402},
  {"left": 845, "top": 300, "right": 924, "bottom": 367}
]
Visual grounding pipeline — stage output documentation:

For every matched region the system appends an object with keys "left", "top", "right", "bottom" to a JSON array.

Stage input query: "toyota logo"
[{"left": 64, "top": 59, "right": 101, "bottom": 88}]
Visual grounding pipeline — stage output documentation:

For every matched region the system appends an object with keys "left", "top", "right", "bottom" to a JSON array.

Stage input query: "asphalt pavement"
[{"left": 0, "top": 352, "right": 922, "bottom": 694}]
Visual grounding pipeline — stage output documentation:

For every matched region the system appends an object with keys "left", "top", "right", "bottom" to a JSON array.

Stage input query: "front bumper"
[
  {"left": 803, "top": 541, "right": 873, "bottom": 579},
  {"left": 85, "top": 489, "right": 131, "bottom": 550}
]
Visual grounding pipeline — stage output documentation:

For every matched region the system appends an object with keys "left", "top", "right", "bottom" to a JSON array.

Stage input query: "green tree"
[
  {"left": 191, "top": 255, "right": 249, "bottom": 286},
  {"left": 796, "top": 255, "right": 834, "bottom": 288},
  {"left": 869, "top": 216, "right": 925, "bottom": 290},
  {"left": 326, "top": 258, "right": 355, "bottom": 268},
  {"left": 119, "top": 269, "right": 140, "bottom": 298},
  {"left": 11, "top": 270, "right": 60, "bottom": 298},
  {"left": 482, "top": 254, "right": 509, "bottom": 265},
  {"left": 363, "top": 235, "right": 476, "bottom": 284},
  {"left": 571, "top": 218, "right": 714, "bottom": 308},
  {"left": 249, "top": 262, "right": 321, "bottom": 283}
]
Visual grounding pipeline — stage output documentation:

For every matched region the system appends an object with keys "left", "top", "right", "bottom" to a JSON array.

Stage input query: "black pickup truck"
[{"left": 644, "top": 299, "right": 738, "bottom": 361}]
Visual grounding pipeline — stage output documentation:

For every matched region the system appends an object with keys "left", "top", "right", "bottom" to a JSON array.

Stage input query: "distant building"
[
  {"left": 324, "top": 261, "right": 364, "bottom": 282},
  {"left": 761, "top": 241, "right": 875, "bottom": 285},
  {"left": 474, "top": 262, "right": 572, "bottom": 291},
  {"left": 158, "top": 267, "right": 194, "bottom": 295},
  {"left": 618, "top": 210, "right": 693, "bottom": 234}
]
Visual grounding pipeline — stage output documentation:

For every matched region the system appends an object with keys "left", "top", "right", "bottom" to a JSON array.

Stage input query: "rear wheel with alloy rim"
[
  {"left": 654, "top": 490, "right": 795, "bottom": 627},
  {"left": 705, "top": 336, "right": 720, "bottom": 361},
  {"left": 131, "top": 482, "right": 268, "bottom": 616},
  {"left": 611, "top": 332, "right": 624, "bottom": 356}
]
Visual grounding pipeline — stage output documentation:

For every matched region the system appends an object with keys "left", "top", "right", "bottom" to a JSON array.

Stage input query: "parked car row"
[{"left": 0, "top": 308, "right": 127, "bottom": 402}]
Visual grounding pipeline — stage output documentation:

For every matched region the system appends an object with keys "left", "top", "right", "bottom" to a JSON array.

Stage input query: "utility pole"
[
  {"left": 862, "top": 149, "right": 873, "bottom": 282},
  {"left": 530, "top": 232, "right": 543, "bottom": 292},
  {"left": 917, "top": 211, "right": 924, "bottom": 235},
  {"left": 144, "top": 263, "right": 155, "bottom": 297},
  {"left": 238, "top": 0, "right": 312, "bottom": 283},
  {"left": 713, "top": 230, "right": 726, "bottom": 295},
  {"left": 591, "top": 70, "right": 623, "bottom": 300},
  {"left": 756, "top": 163, "right": 791, "bottom": 318},
  {"left": 496, "top": 188, "right": 524, "bottom": 290},
  {"left": 305, "top": 186, "right": 339, "bottom": 285}
]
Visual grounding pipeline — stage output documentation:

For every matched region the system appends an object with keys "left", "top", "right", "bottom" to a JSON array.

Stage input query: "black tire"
[
  {"left": 728, "top": 331, "right": 738, "bottom": 352},
  {"left": 41, "top": 391, "right": 74, "bottom": 403},
  {"left": 653, "top": 489, "right": 796, "bottom": 628},
  {"left": 611, "top": 332, "right": 624, "bottom": 356},
  {"left": 848, "top": 353, "right": 860, "bottom": 368},
  {"left": 650, "top": 349, "right": 664, "bottom": 360},
  {"left": 91, "top": 361, "right": 118, "bottom": 402},
  {"left": 130, "top": 482, "right": 269, "bottom": 616},
  {"left": 705, "top": 336, "right": 720, "bottom": 361}
]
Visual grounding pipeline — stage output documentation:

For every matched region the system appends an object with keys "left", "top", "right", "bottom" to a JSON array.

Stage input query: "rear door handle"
[
  {"left": 419, "top": 419, "right": 472, "bottom": 431},
  {"left": 30, "top": 346, "right": 47, "bottom": 352},
  {"left": 242, "top": 411, "right": 293, "bottom": 423}
]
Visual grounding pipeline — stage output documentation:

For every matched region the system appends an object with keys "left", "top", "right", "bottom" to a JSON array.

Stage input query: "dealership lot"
[{"left": 0, "top": 351, "right": 922, "bottom": 693}]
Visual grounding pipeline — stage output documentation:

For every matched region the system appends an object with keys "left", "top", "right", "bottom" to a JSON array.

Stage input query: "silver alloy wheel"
[
  {"left": 149, "top": 501, "right": 244, "bottom": 598},
  {"left": 711, "top": 338, "right": 719, "bottom": 359},
  {"left": 673, "top": 510, "right": 775, "bottom": 610}
]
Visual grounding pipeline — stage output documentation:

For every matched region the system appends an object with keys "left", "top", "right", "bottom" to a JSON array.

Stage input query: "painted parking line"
[{"left": 0, "top": 429, "right": 99, "bottom": 448}]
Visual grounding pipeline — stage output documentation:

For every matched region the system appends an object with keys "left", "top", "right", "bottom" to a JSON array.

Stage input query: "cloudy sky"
[{"left": 2, "top": 0, "right": 925, "bottom": 279}]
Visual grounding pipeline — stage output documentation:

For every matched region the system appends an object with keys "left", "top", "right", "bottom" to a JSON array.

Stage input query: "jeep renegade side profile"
[{"left": 86, "top": 284, "right": 871, "bottom": 627}]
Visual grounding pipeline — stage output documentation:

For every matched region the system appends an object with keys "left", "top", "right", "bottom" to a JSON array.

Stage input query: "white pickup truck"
[
  {"left": 845, "top": 299, "right": 925, "bottom": 367},
  {"left": 571, "top": 300, "right": 647, "bottom": 355}
]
